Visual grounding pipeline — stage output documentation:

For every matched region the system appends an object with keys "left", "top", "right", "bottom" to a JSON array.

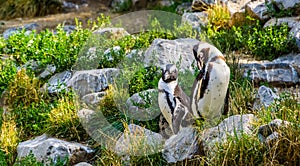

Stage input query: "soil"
[{"left": 0, "top": 0, "right": 120, "bottom": 33}]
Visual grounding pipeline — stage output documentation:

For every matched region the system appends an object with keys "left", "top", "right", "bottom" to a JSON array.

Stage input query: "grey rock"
[
  {"left": 63, "top": 25, "right": 76, "bottom": 34},
  {"left": 290, "top": 24, "right": 300, "bottom": 50},
  {"left": 163, "top": 127, "right": 201, "bottom": 163},
  {"left": 92, "top": 27, "right": 130, "bottom": 39},
  {"left": 246, "top": 0, "right": 270, "bottom": 21},
  {"left": 3, "top": 23, "right": 39, "bottom": 39},
  {"left": 125, "top": 89, "right": 160, "bottom": 121},
  {"left": 273, "top": 53, "right": 300, "bottom": 76},
  {"left": 201, "top": 114, "right": 257, "bottom": 156},
  {"left": 45, "top": 70, "right": 73, "bottom": 94},
  {"left": 267, "top": 0, "right": 300, "bottom": 11},
  {"left": 115, "top": 124, "right": 164, "bottom": 156},
  {"left": 258, "top": 119, "right": 290, "bottom": 143},
  {"left": 144, "top": 38, "right": 200, "bottom": 73},
  {"left": 253, "top": 85, "right": 279, "bottom": 110},
  {"left": 241, "top": 62, "right": 300, "bottom": 86},
  {"left": 63, "top": 1, "right": 79, "bottom": 9},
  {"left": 67, "top": 68, "right": 119, "bottom": 97},
  {"left": 176, "top": 2, "right": 192, "bottom": 15},
  {"left": 81, "top": 92, "right": 106, "bottom": 106},
  {"left": 45, "top": 68, "right": 118, "bottom": 96},
  {"left": 17, "top": 134, "right": 94, "bottom": 165},
  {"left": 39, "top": 64, "right": 57, "bottom": 78},
  {"left": 182, "top": 12, "right": 208, "bottom": 30},
  {"left": 263, "top": 16, "right": 300, "bottom": 29}
]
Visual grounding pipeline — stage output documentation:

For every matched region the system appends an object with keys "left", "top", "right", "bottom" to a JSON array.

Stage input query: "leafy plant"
[{"left": 0, "top": 59, "right": 17, "bottom": 94}]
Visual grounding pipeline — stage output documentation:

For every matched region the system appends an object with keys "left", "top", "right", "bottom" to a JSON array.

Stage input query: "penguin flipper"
[{"left": 172, "top": 104, "right": 186, "bottom": 134}]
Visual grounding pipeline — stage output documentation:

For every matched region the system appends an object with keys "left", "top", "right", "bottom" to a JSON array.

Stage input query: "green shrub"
[{"left": 0, "top": 59, "right": 17, "bottom": 94}]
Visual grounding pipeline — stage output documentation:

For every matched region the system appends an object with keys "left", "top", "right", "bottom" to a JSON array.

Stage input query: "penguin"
[
  {"left": 158, "top": 64, "right": 194, "bottom": 136},
  {"left": 191, "top": 42, "right": 230, "bottom": 123}
]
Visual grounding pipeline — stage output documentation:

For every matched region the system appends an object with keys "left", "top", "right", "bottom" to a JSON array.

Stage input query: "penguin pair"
[{"left": 158, "top": 42, "right": 230, "bottom": 137}]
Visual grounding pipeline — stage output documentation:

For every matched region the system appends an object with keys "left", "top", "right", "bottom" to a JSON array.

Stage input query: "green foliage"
[
  {"left": 129, "top": 66, "right": 160, "bottom": 96},
  {"left": 3, "top": 23, "right": 91, "bottom": 72},
  {"left": 0, "top": 0, "right": 63, "bottom": 20},
  {"left": 0, "top": 59, "right": 17, "bottom": 94},
  {"left": 204, "top": 21, "right": 298, "bottom": 60}
]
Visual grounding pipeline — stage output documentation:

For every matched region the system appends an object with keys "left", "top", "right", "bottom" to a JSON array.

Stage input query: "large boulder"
[
  {"left": 45, "top": 68, "right": 119, "bottom": 97},
  {"left": 143, "top": 38, "right": 200, "bottom": 73},
  {"left": 241, "top": 59, "right": 300, "bottom": 86},
  {"left": 17, "top": 134, "right": 94, "bottom": 165},
  {"left": 201, "top": 114, "right": 257, "bottom": 156},
  {"left": 163, "top": 127, "right": 202, "bottom": 163},
  {"left": 246, "top": 0, "right": 270, "bottom": 21},
  {"left": 115, "top": 124, "right": 164, "bottom": 156},
  {"left": 267, "top": 0, "right": 300, "bottom": 13}
]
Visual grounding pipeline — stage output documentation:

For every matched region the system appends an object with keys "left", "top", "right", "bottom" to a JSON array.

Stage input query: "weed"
[{"left": 207, "top": 4, "right": 231, "bottom": 31}]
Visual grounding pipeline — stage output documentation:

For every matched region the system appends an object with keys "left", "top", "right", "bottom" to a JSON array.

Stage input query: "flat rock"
[
  {"left": 163, "top": 127, "right": 201, "bottom": 163},
  {"left": 144, "top": 38, "right": 200, "bottom": 73},
  {"left": 45, "top": 68, "right": 118, "bottom": 97},
  {"left": 115, "top": 124, "right": 164, "bottom": 156},
  {"left": 241, "top": 62, "right": 300, "bottom": 86},
  {"left": 17, "top": 134, "right": 94, "bottom": 165},
  {"left": 263, "top": 16, "right": 300, "bottom": 29},
  {"left": 3, "top": 23, "right": 39, "bottom": 39}
]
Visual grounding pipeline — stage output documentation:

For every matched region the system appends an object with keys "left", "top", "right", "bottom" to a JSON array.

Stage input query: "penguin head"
[
  {"left": 161, "top": 64, "right": 178, "bottom": 83},
  {"left": 193, "top": 42, "right": 223, "bottom": 70}
]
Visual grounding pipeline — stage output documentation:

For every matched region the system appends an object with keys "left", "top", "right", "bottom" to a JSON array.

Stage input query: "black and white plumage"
[
  {"left": 158, "top": 64, "right": 193, "bottom": 135},
  {"left": 191, "top": 42, "right": 230, "bottom": 122}
]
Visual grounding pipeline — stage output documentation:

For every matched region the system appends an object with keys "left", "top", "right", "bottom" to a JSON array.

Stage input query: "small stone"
[{"left": 253, "top": 85, "right": 279, "bottom": 110}]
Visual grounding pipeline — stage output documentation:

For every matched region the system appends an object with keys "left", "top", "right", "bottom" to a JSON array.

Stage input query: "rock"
[
  {"left": 63, "top": 1, "right": 79, "bottom": 10},
  {"left": 182, "top": 12, "right": 208, "bottom": 30},
  {"left": 45, "top": 68, "right": 118, "bottom": 96},
  {"left": 241, "top": 62, "right": 300, "bottom": 86},
  {"left": 246, "top": 0, "right": 270, "bottom": 21},
  {"left": 163, "top": 127, "right": 201, "bottom": 163},
  {"left": 201, "top": 114, "right": 257, "bottom": 156},
  {"left": 267, "top": 0, "right": 300, "bottom": 12},
  {"left": 144, "top": 38, "right": 200, "bottom": 73},
  {"left": 176, "top": 2, "right": 193, "bottom": 15},
  {"left": 272, "top": 53, "right": 300, "bottom": 76},
  {"left": 81, "top": 92, "right": 106, "bottom": 106},
  {"left": 253, "top": 85, "right": 279, "bottom": 110},
  {"left": 17, "top": 134, "right": 94, "bottom": 165},
  {"left": 45, "top": 70, "right": 73, "bottom": 94},
  {"left": 125, "top": 89, "right": 160, "bottom": 121},
  {"left": 39, "top": 64, "right": 56, "bottom": 78},
  {"left": 92, "top": 27, "right": 130, "bottom": 39},
  {"left": 63, "top": 25, "right": 76, "bottom": 34},
  {"left": 115, "top": 124, "right": 164, "bottom": 156},
  {"left": 3, "top": 23, "right": 39, "bottom": 39},
  {"left": 258, "top": 119, "right": 290, "bottom": 144},
  {"left": 74, "top": 162, "right": 92, "bottom": 166},
  {"left": 290, "top": 24, "right": 300, "bottom": 51},
  {"left": 67, "top": 68, "right": 118, "bottom": 97},
  {"left": 263, "top": 16, "right": 300, "bottom": 29}
]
